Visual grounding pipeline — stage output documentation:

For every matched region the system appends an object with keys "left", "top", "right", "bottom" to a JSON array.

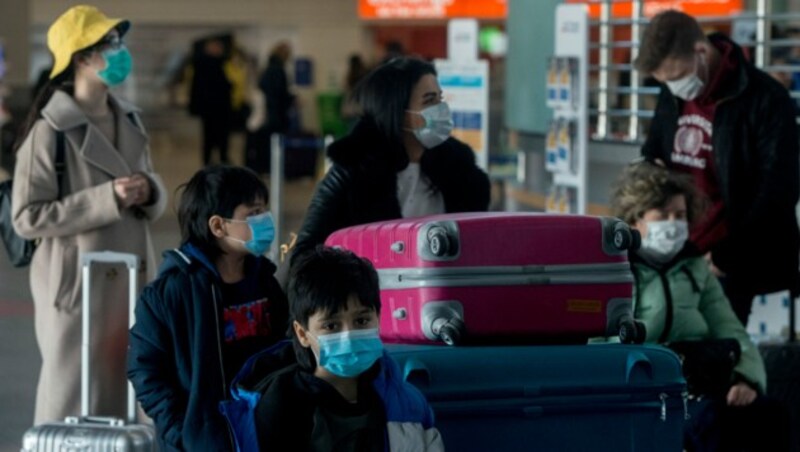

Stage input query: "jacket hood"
[
  {"left": 707, "top": 33, "right": 749, "bottom": 101},
  {"left": 327, "top": 116, "right": 476, "bottom": 174}
]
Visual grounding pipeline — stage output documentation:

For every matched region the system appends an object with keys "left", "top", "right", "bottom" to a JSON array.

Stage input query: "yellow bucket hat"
[{"left": 47, "top": 5, "right": 130, "bottom": 79}]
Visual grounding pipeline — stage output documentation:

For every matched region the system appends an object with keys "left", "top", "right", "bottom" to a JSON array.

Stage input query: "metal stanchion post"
[
  {"left": 270, "top": 133, "right": 284, "bottom": 261},
  {"left": 628, "top": 0, "right": 643, "bottom": 141},
  {"left": 756, "top": 0, "right": 769, "bottom": 69},
  {"left": 323, "top": 134, "right": 334, "bottom": 174},
  {"left": 597, "top": 0, "right": 611, "bottom": 140}
]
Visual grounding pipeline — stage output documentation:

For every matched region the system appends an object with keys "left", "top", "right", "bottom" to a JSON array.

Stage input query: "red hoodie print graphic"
[{"left": 224, "top": 298, "right": 272, "bottom": 342}]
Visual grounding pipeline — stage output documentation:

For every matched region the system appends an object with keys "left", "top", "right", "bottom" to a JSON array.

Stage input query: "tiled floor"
[{"left": 0, "top": 112, "right": 318, "bottom": 450}]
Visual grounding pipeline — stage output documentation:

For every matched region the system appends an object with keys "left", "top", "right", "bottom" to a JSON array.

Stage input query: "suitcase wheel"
[
  {"left": 612, "top": 223, "right": 641, "bottom": 251},
  {"left": 434, "top": 317, "right": 465, "bottom": 346},
  {"left": 618, "top": 319, "right": 647, "bottom": 344},
  {"left": 427, "top": 226, "right": 451, "bottom": 257}
]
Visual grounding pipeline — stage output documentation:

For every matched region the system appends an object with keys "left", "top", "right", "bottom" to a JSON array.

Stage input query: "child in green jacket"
[{"left": 611, "top": 161, "right": 788, "bottom": 451}]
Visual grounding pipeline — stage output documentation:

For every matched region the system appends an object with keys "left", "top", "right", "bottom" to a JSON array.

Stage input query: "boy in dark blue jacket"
[
  {"left": 249, "top": 246, "right": 443, "bottom": 451},
  {"left": 127, "top": 165, "right": 288, "bottom": 451}
]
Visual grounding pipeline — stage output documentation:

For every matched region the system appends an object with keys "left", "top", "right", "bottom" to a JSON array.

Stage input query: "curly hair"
[{"left": 610, "top": 161, "right": 706, "bottom": 225}]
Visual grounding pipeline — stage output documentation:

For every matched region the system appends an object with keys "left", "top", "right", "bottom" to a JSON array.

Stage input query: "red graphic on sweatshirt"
[{"left": 224, "top": 298, "right": 272, "bottom": 342}]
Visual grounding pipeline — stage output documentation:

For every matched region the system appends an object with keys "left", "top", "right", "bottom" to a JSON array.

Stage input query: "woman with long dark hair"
[
  {"left": 292, "top": 57, "right": 490, "bottom": 261},
  {"left": 11, "top": 5, "right": 166, "bottom": 423}
]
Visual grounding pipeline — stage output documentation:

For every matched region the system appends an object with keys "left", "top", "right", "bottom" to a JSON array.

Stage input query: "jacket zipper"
[
  {"left": 658, "top": 272, "right": 674, "bottom": 343},
  {"left": 211, "top": 284, "right": 236, "bottom": 450}
]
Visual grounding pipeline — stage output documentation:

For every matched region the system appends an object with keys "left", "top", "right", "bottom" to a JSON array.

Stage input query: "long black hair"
[
  {"left": 353, "top": 57, "right": 436, "bottom": 153},
  {"left": 13, "top": 66, "right": 75, "bottom": 152}
]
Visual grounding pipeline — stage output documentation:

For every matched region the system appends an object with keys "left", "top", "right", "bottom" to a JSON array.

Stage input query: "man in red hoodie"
[{"left": 637, "top": 10, "right": 799, "bottom": 326}]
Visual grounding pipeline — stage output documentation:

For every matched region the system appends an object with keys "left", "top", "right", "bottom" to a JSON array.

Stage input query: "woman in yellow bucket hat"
[{"left": 11, "top": 5, "right": 166, "bottom": 424}]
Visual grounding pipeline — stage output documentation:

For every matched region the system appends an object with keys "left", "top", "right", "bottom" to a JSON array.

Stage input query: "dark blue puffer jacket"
[{"left": 127, "top": 243, "right": 288, "bottom": 451}]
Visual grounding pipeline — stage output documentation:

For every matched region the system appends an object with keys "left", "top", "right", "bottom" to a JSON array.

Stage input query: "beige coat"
[{"left": 12, "top": 90, "right": 166, "bottom": 423}]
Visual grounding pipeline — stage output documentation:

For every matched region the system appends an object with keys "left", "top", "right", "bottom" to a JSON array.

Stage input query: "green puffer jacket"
[{"left": 632, "top": 256, "right": 766, "bottom": 393}]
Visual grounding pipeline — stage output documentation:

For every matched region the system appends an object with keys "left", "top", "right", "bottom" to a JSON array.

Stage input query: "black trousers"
[
  {"left": 684, "top": 395, "right": 791, "bottom": 452},
  {"left": 201, "top": 114, "right": 230, "bottom": 165},
  {"left": 718, "top": 277, "right": 757, "bottom": 327}
]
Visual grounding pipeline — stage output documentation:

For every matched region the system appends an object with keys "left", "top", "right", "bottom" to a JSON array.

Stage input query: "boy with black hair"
[
  {"left": 253, "top": 246, "right": 444, "bottom": 451},
  {"left": 127, "top": 165, "right": 288, "bottom": 451}
]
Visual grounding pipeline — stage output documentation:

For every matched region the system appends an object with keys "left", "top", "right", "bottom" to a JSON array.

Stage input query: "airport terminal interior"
[{"left": 2, "top": 0, "right": 800, "bottom": 450}]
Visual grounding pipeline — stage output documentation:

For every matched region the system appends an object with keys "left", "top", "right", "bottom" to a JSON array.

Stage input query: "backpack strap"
[
  {"left": 54, "top": 130, "right": 66, "bottom": 199},
  {"left": 50, "top": 112, "right": 139, "bottom": 199}
]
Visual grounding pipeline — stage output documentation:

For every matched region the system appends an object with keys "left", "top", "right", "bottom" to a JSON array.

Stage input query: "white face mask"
[
  {"left": 665, "top": 54, "right": 706, "bottom": 101},
  {"left": 406, "top": 102, "right": 454, "bottom": 149},
  {"left": 637, "top": 220, "right": 689, "bottom": 265}
]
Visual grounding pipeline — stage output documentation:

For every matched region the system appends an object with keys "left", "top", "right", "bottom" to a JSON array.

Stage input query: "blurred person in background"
[
  {"left": 190, "top": 35, "right": 233, "bottom": 165},
  {"left": 341, "top": 53, "right": 369, "bottom": 130}
]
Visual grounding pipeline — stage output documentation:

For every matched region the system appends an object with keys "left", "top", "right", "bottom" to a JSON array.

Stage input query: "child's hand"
[
  {"left": 726, "top": 382, "right": 757, "bottom": 406},
  {"left": 705, "top": 252, "right": 726, "bottom": 277}
]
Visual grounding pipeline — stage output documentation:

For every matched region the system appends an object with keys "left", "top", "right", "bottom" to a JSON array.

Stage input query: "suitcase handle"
[
  {"left": 402, "top": 358, "right": 431, "bottom": 387},
  {"left": 80, "top": 251, "right": 139, "bottom": 269},
  {"left": 80, "top": 251, "right": 140, "bottom": 424},
  {"left": 625, "top": 351, "right": 654, "bottom": 384},
  {"left": 65, "top": 415, "right": 126, "bottom": 427}
]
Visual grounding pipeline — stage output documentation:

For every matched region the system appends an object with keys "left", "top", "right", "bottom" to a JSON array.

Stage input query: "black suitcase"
[{"left": 759, "top": 294, "right": 800, "bottom": 452}]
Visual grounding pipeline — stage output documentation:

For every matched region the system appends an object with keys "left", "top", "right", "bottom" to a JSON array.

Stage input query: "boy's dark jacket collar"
[{"left": 157, "top": 242, "right": 276, "bottom": 280}]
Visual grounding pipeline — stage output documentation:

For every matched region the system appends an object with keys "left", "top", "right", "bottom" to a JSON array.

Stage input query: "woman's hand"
[
  {"left": 114, "top": 177, "right": 139, "bottom": 208},
  {"left": 114, "top": 174, "right": 152, "bottom": 208},
  {"left": 726, "top": 382, "right": 757, "bottom": 406},
  {"left": 130, "top": 173, "right": 152, "bottom": 206}
]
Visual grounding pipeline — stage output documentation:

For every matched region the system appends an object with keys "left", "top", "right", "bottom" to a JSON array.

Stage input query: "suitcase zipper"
[
  {"left": 657, "top": 273, "right": 674, "bottom": 343},
  {"left": 212, "top": 286, "right": 228, "bottom": 396},
  {"left": 212, "top": 285, "right": 236, "bottom": 450},
  {"left": 427, "top": 386, "right": 686, "bottom": 421}
]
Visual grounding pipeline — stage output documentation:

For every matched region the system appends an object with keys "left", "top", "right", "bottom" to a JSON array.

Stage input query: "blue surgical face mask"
[
  {"left": 311, "top": 328, "right": 383, "bottom": 378},
  {"left": 406, "top": 102, "right": 454, "bottom": 149},
  {"left": 97, "top": 47, "right": 133, "bottom": 87},
  {"left": 225, "top": 211, "right": 275, "bottom": 256}
]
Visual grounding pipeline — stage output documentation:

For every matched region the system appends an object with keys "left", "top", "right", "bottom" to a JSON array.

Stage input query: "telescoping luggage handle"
[{"left": 80, "top": 251, "right": 140, "bottom": 424}]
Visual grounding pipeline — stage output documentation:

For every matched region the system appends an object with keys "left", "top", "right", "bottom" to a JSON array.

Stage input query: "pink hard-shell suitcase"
[{"left": 325, "top": 212, "right": 644, "bottom": 345}]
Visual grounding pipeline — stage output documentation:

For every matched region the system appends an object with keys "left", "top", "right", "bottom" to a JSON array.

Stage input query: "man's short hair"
[{"left": 635, "top": 10, "right": 706, "bottom": 73}]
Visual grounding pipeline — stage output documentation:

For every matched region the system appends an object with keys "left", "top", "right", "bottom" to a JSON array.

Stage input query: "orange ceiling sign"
[
  {"left": 359, "top": 0, "right": 507, "bottom": 20},
  {"left": 565, "top": 0, "right": 743, "bottom": 18}
]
